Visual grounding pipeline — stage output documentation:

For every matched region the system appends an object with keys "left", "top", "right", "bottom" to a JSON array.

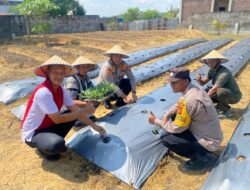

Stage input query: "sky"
[{"left": 79, "top": 0, "right": 180, "bottom": 17}]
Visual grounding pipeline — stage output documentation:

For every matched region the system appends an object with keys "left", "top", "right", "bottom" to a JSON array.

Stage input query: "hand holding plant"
[
  {"left": 92, "top": 124, "right": 106, "bottom": 135},
  {"left": 149, "top": 111, "right": 156, "bottom": 124},
  {"left": 123, "top": 95, "right": 134, "bottom": 104},
  {"left": 132, "top": 92, "right": 137, "bottom": 102}
]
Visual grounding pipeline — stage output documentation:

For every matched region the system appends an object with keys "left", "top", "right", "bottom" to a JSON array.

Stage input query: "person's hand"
[
  {"left": 132, "top": 92, "right": 137, "bottom": 102},
  {"left": 85, "top": 101, "right": 94, "bottom": 108},
  {"left": 123, "top": 95, "right": 134, "bottom": 104},
  {"left": 196, "top": 73, "right": 202, "bottom": 82},
  {"left": 91, "top": 100, "right": 100, "bottom": 108},
  {"left": 81, "top": 102, "right": 95, "bottom": 114},
  {"left": 149, "top": 111, "right": 156, "bottom": 124},
  {"left": 162, "top": 113, "right": 170, "bottom": 124},
  {"left": 92, "top": 124, "right": 106, "bottom": 135},
  {"left": 77, "top": 104, "right": 95, "bottom": 120},
  {"left": 80, "top": 101, "right": 89, "bottom": 106}
]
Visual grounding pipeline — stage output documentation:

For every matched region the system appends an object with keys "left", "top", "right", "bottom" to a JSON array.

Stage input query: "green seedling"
[
  {"left": 152, "top": 129, "right": 159, "bottom": 135},
  {"left": 80, "top": 82, "right": 118, "bottom": 101}
]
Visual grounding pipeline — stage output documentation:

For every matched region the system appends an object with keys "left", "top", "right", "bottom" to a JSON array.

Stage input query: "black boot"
[
  {"left": 183, "top": 153, "right": 218, "bottom": 171},
  {"left": 115, "top": 97, "right": 126, "bottom": 107},
  {"left": 35, "top": 149, "right": 60, "bottom": 161}
]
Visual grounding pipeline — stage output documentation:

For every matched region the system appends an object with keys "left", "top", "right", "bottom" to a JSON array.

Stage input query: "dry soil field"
[{"left": 0, "top": 29, "right": 250, "bottom": 190}]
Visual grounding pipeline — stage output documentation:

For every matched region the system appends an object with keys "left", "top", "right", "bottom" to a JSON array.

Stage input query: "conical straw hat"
[
  {"left": 200, "top": 50, "right": 228, "bottom": 64},
  {"left": 72, "top": 56, "right": 98, "bottom": 71},
  {"left": 34, "top": 55, "right": 76, "bottom": 77},
  {"left": 104, "top": 45, "right": 129, "bottom": 58}
]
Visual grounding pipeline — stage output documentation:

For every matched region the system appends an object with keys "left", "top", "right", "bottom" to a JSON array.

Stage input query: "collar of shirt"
[
  {"left": 182, "top": 82, "right": 194, "bottom": 95},
  {"left": 212, "top": 64, "right": 222, "bottom": 72}
]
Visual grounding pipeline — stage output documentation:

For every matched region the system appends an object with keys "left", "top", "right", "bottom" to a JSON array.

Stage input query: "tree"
[
  {"left": 211, "top": 19, "right": 228, "bottom": 35},
  {"left": 141, "top": 10, "right": 160, "bottom": 20},
  {"left": 10, "top": 0, "right": 32, "bottom": 42},
  {"left": 49, "top": 0, "right": 85, "bottom": 16},
  {"left": 71, "top": 0, "right": 85, "bottom": 16},
  {"left": 12, "top": 0, "right": 58, "bottom": 44},
  {"left": 122, "top": 7, "right": 141, "bottom": 22},
  {"left": 163, "top": 9, "right": 179, "bottom": 19},
  {"left": 30, "top": 0, "right": 58, "bottom": 45}
]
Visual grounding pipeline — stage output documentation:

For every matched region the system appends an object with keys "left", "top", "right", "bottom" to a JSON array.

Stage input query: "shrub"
[{"left": 212, "top": 19, "right": 228, "bottom": 35}]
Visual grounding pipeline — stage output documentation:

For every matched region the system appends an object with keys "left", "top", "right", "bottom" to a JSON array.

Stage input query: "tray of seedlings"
[{"left": 80, "top": 82, "right": 119, "bottom": 102}]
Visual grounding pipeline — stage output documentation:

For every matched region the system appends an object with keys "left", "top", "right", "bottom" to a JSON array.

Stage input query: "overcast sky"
[{"left": 79, "top": 0, "right": 180, "bottom": 17}]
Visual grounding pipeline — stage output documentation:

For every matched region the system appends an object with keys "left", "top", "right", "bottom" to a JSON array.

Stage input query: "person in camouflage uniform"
[{"left": 64, "top": 56, "right": 98, "bottom": 123}]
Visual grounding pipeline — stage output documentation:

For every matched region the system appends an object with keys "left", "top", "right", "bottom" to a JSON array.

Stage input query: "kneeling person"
[
  {"left": 21, "top": 56, "right": 105, "bottom": 161},
  {"left": 65, "top": 56, "right": 98, "bottom": 123},
  {"left": 196, "top": 50, "right": 242, "bottom": 119},
  {"left": 149, "top": 67, "right": 223, "bottom": 171},
  {"left": 97, "top": 45, "right": 137, "bottom": 109}
]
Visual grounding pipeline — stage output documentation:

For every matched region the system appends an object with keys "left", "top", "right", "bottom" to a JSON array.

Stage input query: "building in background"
[
  {"left": 0, "top": 0, "right": 22, "bottom": 15},
  {"left": 178, "top": 0, "right": 250, "bottom": 34},
  {"left": 179, "top": 0, "right": 250, "bottom": 22}
]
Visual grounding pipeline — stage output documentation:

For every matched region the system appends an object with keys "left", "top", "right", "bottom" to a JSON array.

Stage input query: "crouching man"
[
  {"left": 149, "top": 67, "right": 223, "bottom": 171},
  {"left": 21, "top": 55, "right": 105, "bottom": 161},
  {"left": 197, "top": 50, "right": 242, "bottom": 119},
  {"left": 97, "top": 45, "right": 137, "bottom": 109}
]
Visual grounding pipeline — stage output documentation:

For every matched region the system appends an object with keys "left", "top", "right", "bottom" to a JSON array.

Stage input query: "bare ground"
[{"left": 0, "top": 29, "right": 249, "bottom": 190}]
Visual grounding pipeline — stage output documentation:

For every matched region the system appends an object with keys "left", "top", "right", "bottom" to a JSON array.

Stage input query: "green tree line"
[{"left": 121, "top": 7, "right": 179, "bottom": 22}]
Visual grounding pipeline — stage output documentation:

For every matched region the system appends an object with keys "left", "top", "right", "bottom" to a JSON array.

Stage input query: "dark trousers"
[
  {"left": 106, "top": 78, "right": 132, "bottom": 107},
  {"left": 161, "top": 130, "right": 209, "bottom": 159},
  {"left": 213, "top": 88, "right": 241, "bottom": 112},
  {"left": 206, "top": 87, "right": 241, "bottom": 112},
  {"left": 26, "top": 120, "right": 75, "bottom": 156}
]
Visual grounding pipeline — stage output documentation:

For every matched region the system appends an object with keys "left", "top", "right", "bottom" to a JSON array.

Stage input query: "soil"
[{"left": 0, "top": 29, "right": 250, "bottom": 190}]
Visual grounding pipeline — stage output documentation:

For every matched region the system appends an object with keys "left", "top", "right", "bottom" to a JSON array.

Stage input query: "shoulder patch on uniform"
[
  {"left": 177, "top": 101, "right": 185, "bottom": 114},
  {"left": 174, "top": 98, "right": 191, "bottom": 127}
]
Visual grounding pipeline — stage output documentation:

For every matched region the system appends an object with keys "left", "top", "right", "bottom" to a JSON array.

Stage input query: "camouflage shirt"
[{"left": 64, "top": 74, "right": 94, "bottom": 101}]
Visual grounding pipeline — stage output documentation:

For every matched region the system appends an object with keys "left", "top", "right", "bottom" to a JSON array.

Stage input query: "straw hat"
[
  {"left": 104, "top": 45, "right": 129, "bottom": 58},
  {"left": 200, "top": 50, "right": 228, "bottom": 64},
  {"left": 72, "top": 56, "right": 98, "bottom": 71},
  {"left": 34, "top": 55, "right": 76, "bottom": 77}
]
